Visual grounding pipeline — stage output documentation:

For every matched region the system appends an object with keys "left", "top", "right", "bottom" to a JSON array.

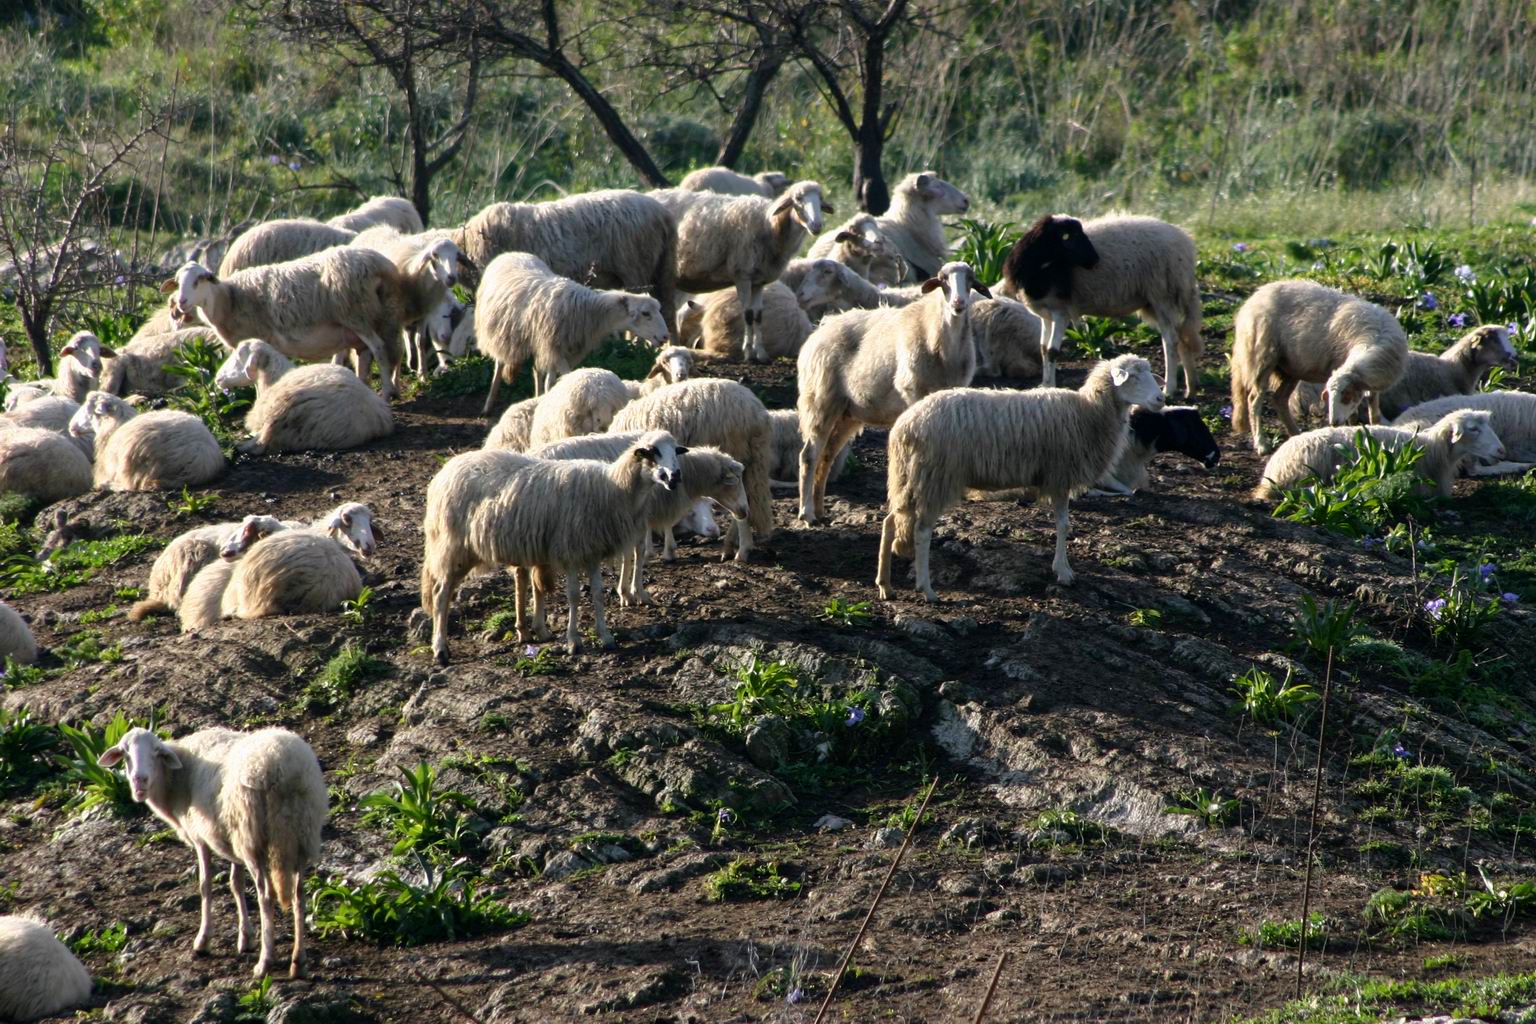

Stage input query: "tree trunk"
[
  {"left": 852, "top": 29, "right": 890, "bottom": 214},
  {"left": 549, "top": 56, "right": 669, "bottom": 187},
  {"left": 410, "top": 134, "right": 432, "bottom": 227},
  {"left": 23, "top": 311, "right": 52, "bottom": 377},
  {"left": 716, "top": 53, "right": 783, "bottom": 167}
]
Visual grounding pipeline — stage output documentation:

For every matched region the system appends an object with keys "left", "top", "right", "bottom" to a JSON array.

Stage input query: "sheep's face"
[
  {"left": 632, "top": 431, "right": 686, "bottom": 491},
  {"left": 775, "top": 184, "right": 827, "bottom": 236},
  {"left": 1144, "top": 406, "right": 1221, "bottom": 467},
  {"left": 622, "top": 296, "right": 670, "bottom": 346},
  {"left": 795, "top": 260, "right": 843, "bottom": 308},
  {"left": 1473, "top": 325, "right": 1519, "bottom": 370},
  {"left": 214, "top": 340, "right": 264, "bottom": 390},
  {"left": 67, "top": 391, "right": 129, "bottom": 441},
  {"left": 59, "top": 332, "right": 108, "bottom": 381},
  {"left": 911, "top": 172, "right": 970, "bottom": 216},
  {"left": 1323, "top": 379, "right": 1366, "bottom": 425},
  {"left": 709, "top": 460, "right": 749, "bottom": 521},
  {"left": 425, "top": 297, "right": 462, "bottom": 349},
  {"left": 1047, "top": 216, "right": 1099, "bottom": 270},
  {"left": 163, "top": 262, "right": 218, "bottom": 327},
  {"left": 1109, "top": 357, "right": 1164, "bottom": 411},
  {"left": 221, "top": 515, "right": 287, "bottom": 559},
  {"left": 425, "top": 239, "right": 461, "bottom": 289},
  {"left": 922, "top": 261, "right": 992, "bottom": 317},
  {"left": 326, "top": 503, "right": 377, "bottom": 558},
  {"left": 677, "top": 498, "right": 722, "bottom": 541},
  {"left": 97, "top": 727, "right": 181, "bottom": 803},
  {"left": 648, "top": 346, "right": 693, "bottom": 385},
  {"left": 1445, "top": 410, "right": 1505, "bottom": 463}
]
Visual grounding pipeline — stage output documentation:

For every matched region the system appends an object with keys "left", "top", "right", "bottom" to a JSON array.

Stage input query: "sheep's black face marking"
[
  {"left": 1003, "top": 215, "right": 1097, "bottom": 303},
  {"left": 1134, "top": 407, "right": 1221, "bottom": 469}
]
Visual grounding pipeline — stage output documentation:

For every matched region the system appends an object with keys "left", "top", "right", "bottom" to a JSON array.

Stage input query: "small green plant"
[
  {"left": 1024, "top": 807, "right": 1112, "bottom": 848},
  {"left": 0, "top": 706, "right": 60, "bottom": 797},
  {"left": 304, "top": 643, "right": 386, "bottom": 711},
  {"left": 1230, "top": 665, "right": 1318, "bottom": 726},
  {"left": 1479, "top": 364, "right": 1513, "bottom": 392},
  {"left": 1365, "top": 888, "right": 1458, "bottom": 941},
  {"left": 308, "top": 858, "right": 527, "bottom": 946},
  {"left": 820, "top": 596, "right": 872, "bottom": 627},
  {"left": 233, "top": 976, "right": 274, "bottom": 1023},
  {"left": 1126, "top": 607, "right": 1163, "bottom": 627},
  {"left": 0, "top": 533, "right": 157, "bottom": 595},
  {"left": 512, "top": 644, "right": 560, "bottom": 677},
  {"left": 55, "top": 630, "right": 123, "bottom": 668},
  {"left": 1423, "top": 568, "right": 1504, "bottom": 648},
  {"left": 1273, "top": 429, "right": 1432, "bottom": 536},
  {"left": 1065, "top": 316, "right": 1119, "bottom": 358},
  {"left": 1166, "top": 787, "right": 1240, "bottom": 828},
  {"left": 57, "top": 710, "right": 161, "bottom": 818},
  {"left": 339, "top": 586, "right": 374, "bottom": 627},
  {"left": 70, "top": 921, "right": 128, "bottom": 958},
  {"left": 167, "top": 486, "right": 217, "bottom": 518},
  {"left": 1242, "top": 912, "right": 1332, "bottom": 951},
  {"left": 360, "top": 762, "right": 478, "bottom": 859},
  {"left": 704, "top": 858, "right": 802, "bottom": 902},
  {"left": 164, "top": 334, "right": 252, "bottom": 439},
  {"left": 1291, "top": 595, "right": 1362, "bottom": 660},
  {"left": 1466, "top": 865, "right": 1536, "bottom": 920},
  {"left": 1, "top": 657, "right": 48, "bottom": 688},
  {"left": 952, "top": 217, "right": 1017, "bottom": 284}
]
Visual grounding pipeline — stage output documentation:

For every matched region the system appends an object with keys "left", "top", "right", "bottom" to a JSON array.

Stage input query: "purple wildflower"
[
  {"left": 1232, "top": 242, "right": 1248, "bottom": 253},
  {"left": 1503, "top": 592, "right": 1520, "bottom": 603},
  {"left": 113, "top": 274, "right": 126, "bottom": 285},
  {"left": 1454, "top": 264, "right": 1475, "bottom": 283},
  {"left": 1392, "top": 742, "right": 1411, "bottom": 759},
  {"left": 1479, "top": 562, "right": 1497, "bottom": 580},
  {"left": 717, "top": 808, "right": 735, "bottom": 825},
  {"left": 523, "top": 644, "right": 538, "bottom": 657},
  {"left": 1220, "top": 404, "right": 1233, "bottom": 420},
  {"left": 1419, "top": 292, "right": 1438, "bottom": 311},
  {"left": 786, "top": 988, "right": 805, "bottom": 1005},
  {"left": 845, "top": 706, "right": 866, "bottom": 726},
  {"left": 1447, "top": 312, "right": 1467, "bottom": 328},
  {"left": 288, "top": 160, "right": 302, "bottom": 172},
  {"left": 267, "top": 154, "right": 280, "bottom": 165},
  {"left": 1424, "top": 598, "right": 1447, "bottom": 620}
]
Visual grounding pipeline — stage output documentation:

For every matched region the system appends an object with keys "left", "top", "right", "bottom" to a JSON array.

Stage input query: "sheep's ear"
[
  {"left": 59, "top": 341, "right": 78, "bottom": 358},
  {"left": 198, "top": 271, "right": 217, "bottom": 286},
  {"left": 645, "top": 361, "right": 666, "bottom": 379},
  {"left": 674, "top": 445, "right": 689, "bottom": 455},
  {"left": 834, "top": 230, "right": 859, "bottom": 244},
  {"left": 97, "top": 744, "right": 125, "bottom": 768},
  {"left": 633, "top": 445, "right": 658, "bottom": 463},
  {"left": 769, "top": 194, "right": 794, "bottom": 215},
  {"left": 98, "top": 345, "right": 117, "bottom": 358},
  {"left": 920, "top": 277, "right": 944, "bottom": 294},
  {"left": 972, "top": 279, "right": 993, "bottom": 299},
  {"left": 822, "top": 201, "right": 835, "bottom": 214},
  {"left": 159, "top": 279, "right": 177, "bottom": 294},
  {"left": 685, "top": 300, "right": 701, "bottom": 311},
  {"left": 915, "top": 172, "right": 933, "bottom": 191},
  {"left": 1110, "top": 363, "right": 1132, "bottom": 386}
]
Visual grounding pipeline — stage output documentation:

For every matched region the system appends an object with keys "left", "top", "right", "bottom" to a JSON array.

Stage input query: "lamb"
[
  {"left": 5, "top": 330, "right": 112, "bottom": 406},
  {"left": 811, "top": 173, "right": 969, "bottom": 282},
  {"left": 0, "top": 916, "right": 92, "bottom": 1021},
  {"left": 473, "top": 252, "right": 670, "bottom": 412},
  {"left": 1254, "top": 410, "right": 1505, "bottom": 500},
  {"left": 417, "top": 295, "right": 476, "bottom": 375},
  {"left": 218, "top": 219, "right": 358, "bottom": 274},
  {"left": 1001, "top": 213, "right": 1204, "bottom": 397},
  {"left": 164, "top": 250, "right": 406, "bottom": 401},
  {"left": 679, "top": 282, "right": 811, "bottom": 361},
  {"left": 349, "top": 227, "right": 471, "bottom": 378},
  {"left": 610, "top": 378, "right": 776, "bottom": 539},
  {"left": 531, "top": 433, "right": 751, "bottom": 603},
  {"left": 526, "top": 368, "right": 632, "bottom": 448},
  {"left": 678, "top": 166, "right": 792, "bottom": 198},
  {"left": 455, "top": 190, "right": 679, "bottom": 335},
  {"left": 877, "top": 354, "right": 1164, "bottom": 600},
  {"left": 1095, "top": 406, "right": 1221, "bottom": 494},
  {"left": 0, "top": 600, "right": 37, "bottom": 666},
  {"left": 420, "top": 430, "right": 684, "bottom": 661},
  {"left": 98, "top": 726, "right": 327, "bottom": 978},
  {"left": 68, "top": 391, "right": 225, "bottom": 491},
  {"left": 482, "top": 396, "right": 540, "bottom": 451},
  {"left": 1229, "top": 279, "right": 1408, "bottom": 453},
  {"left": 796, "top": 261, "right": 990, "bottom": 524},
  {"left": 767, "top": 408, "right": 850, "bottom": 489},
  {"left": 654, "top": 180, "right": 829, "bottom": 362},
  {"left": 970, "top": 296, "right": 1044, "bottom": 379},
  {"left": 1393, "top": 391, "right": 1536, "bottom": 472},
  {"left": 804, "top": 215, "right": 909, "bottom": 287},
  {"left": 0, "top": 427, "right": 94, "bottom": 503},
  {"left": 327, "top": 195, "right": 424, "bottom": 234},
  {"left": 101, "top": 326, "right": 220, "bottom": 398},
  {"left": 625, "top": 345, "right": 694, "bottom": 398},
  {"left": 213, "top": 339, "right": 393, "bottom": 454}
]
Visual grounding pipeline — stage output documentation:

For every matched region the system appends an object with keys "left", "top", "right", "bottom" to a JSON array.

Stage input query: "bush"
[
  {"left": 308, "top": 859, "right": 527, "bottom": 946},
  {"left": 1273, "top": 429, "right": 1433, "bottom": 536}
]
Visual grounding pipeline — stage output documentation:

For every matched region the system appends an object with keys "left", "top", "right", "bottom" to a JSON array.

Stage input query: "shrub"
[
  {"left": 1230, "top": 665, "right": 1318, "bottom": 726},
  {"left": 360, "top": 762, "right": 479, "bottom": 859},
  {"left": 308, "top": 859, "right": 527, "bottom": 946},
  {"left": 1273, "top": 429, "right": 1432, "bottom": 536},
  {"left": 57, "top": 710, "right": 160, "bottom": 818},
  {"left": 0, "top": 706, "right": 60, "bottom": 797}
]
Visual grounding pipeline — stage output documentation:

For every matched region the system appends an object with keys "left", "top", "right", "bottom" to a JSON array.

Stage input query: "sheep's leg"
[
  {"left": 661, "top": 525, "right": 678, "bottom": 562},
  {"left": 914, "top": 525, "right": 936, "bottom": 602},
  {"left": 289, "top": 871, "right": 307, "bottom": 979},
  {"left": 482, "top": 362, "right": 504, "bottom": 417},
  {"left": 563, "top": 571, "right": 583, "bottom": 653},
  {"left": 531, "top": 576, "right": 550, "bottom": 640},
  {"left": 731, "top": 513, "right": 751, "bottom": 562},
  {"left": 1367, "top": 392, "right": 1384, "bottom": 425},
  {"left": 1050, "top": 493, "right": 1074, "bottom": 585},
  {"left": 877, "top": 512, "right": 898, "bottom": 600},
  {"left": 251, "top": 866, "right": 276, "bottom": 978},
  {"left": 192, "top": 843, "right": 214, "bottom": 955},
  {"left": 1157, "top": 322, "right": 1180, "bottom": 398},
  {"left": 361, "top": 331, "right": 399, "bottom": 401},
  {"left": 814, "top": 419, "right": 862, "bottom": 521},
  {"left": 1272, "top": 379, "right": 1302, "bottom": 437},
  {"left": 1247, "top": 384, "right": 1269, "bottom": 454},
  {"left": 797, "top": 430, "right": 825, "bottom": 524},
  {"left": 590, "top": 566, "right": 616, "bottom": 649},
  {"left": 430, "top": 565, "right": 464, "bottom": 667},
  {"left": 1040, "top": 316, "right": 1063, "bottom": 387},
  {"left": 513, "top": 567, "right": 530, "bottom": 642},
  {"left": 630, "top": 538, "right": 655, "bottom": 606},
  {"left": 229, "top": 861, "right": 251, "bottom": 954},
  {"left": 748, "top": 286, "right": 768, "bottom": 363}
]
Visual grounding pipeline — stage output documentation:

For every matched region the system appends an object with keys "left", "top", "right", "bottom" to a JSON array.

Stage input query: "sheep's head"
[
  {"left": 1322, "top": 375, "right": 1367, "bottom": 426},
  {"left": 220, "top": 514, "right": 288, "bottom": 559},
  {"left": 424, "top": 296, "right": 468, "bottom": 361},
  {"left": 325, "top": 502, "right": 377, "bottom": 558},
  {"left": 59, "top": 331, "right": 112, "bottom": 382},
  {"left": 620, "top": 295, "right": 670, "bottom": 347},
  {"left": 162, "top": 261, "right": 218, "bottom": 327},
  {"left": 423, "top": 238, "right": 462, "bottom": 289},
  {"left": 755, "top": 171, "right": 791, "bottom": 197},
  {"left": 904, "top": 172, "right": 970, "bottom": 215},
  {"left": 795, "top": 259, "right": 844, "bottom": 309},
  {"left": 1470, "top": 324, "right": 1519, "bottom": 371},
  {"left": 1440, "top": 409, "right": 1505, "bottom": 464},
  {"left": 1138, "top": 406, "right": 1220, "bottom": 468},
  {"left": 772, "top": 182, "right": 830, "bottom": 236},
  {"left": 629, "top": 430, "right": 687, "bottom": 491},
  {"left": 702, "top": 453, "right": 748, "bottom": 521},
  {"left": 921, "top": 261, "right": 992, "bottom": 318},
  {"left": 97, "top": 727, "right": 179, "bottom": 803},
  {"left": 67, "top": 390, "right": 134, "bottom": 442},
  {"left": 214, "top": 339, "right": 268, "bottom": 390},
  {"left": 1107, "top": 355, "right": 1164, "bottom": 411},
  {"left": 677, "top": 497, "right": 722, "bottom": 541},
  {"left": 647, "top": 346, "right": 693, "bottom": 385}
]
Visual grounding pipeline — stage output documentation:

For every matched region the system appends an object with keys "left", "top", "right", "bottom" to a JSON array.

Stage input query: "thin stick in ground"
[
  {"left": 972, "top": 949, "right": 1010, "bottom": 1024},
  {"left": 1296, "top": 646, "right": 1334, "bottom": 998}
]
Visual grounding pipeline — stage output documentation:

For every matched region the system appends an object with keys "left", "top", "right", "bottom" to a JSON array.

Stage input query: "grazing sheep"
[
  {"left": 69, "top": 392, "right": 225, "bottom": 491},
  {"left": 101, "top": 326, "right": 219, "bottom": 398},
  {"left": 327, "top": 195, "right": 424, "bottom": 234},
  {"left": 1229, "top": 279, "right": 1408, "bottom": 453},
  {"left": 805, "top": 214, "right": 910, "bottom": 287},
  {"left": 796, "top": 261, "right": 990, "bottom": 524},
  {"left": 474, "top": 253, "right": 670, "bottom": 411},
  {"left": 1393, "top": 390, "right": 1536, "bottom": 471},
  {"left": 163, "top": 250, "right": 406, "bottom": 401},
  {"left": 878, "top": 354, "right": 1165, "bottom": 599},
  {"left": 483, "top": 396, "right": 540, "bottom": 451},
  {"left": 970, "top": 296, "right": 1044, "bottom": 379},
  {"left": 526, "top": 368, "right": 632, "bottom": 448},
  {"left": 655, "top": 180, "right": 829, "bottom": 363},
  {"left": 0, "top": 427, "right": 94, "bottom": 503},
  {"left": 679, "top": 282, "right": 812, "bottom": 362},
  {"left": 532, "top": 434, "right": 751, "bottom": 603},
  {"left": 624, "top": 345, "right": 694, "bottom": 399},
  {"left": 1095, "top": 406, "right": 1221, "bottom": 494},
  {"left": 455, "top": 190, "right": 679, "bottom": 335},
  {"left": 350, "top": 227, "right": 472, "bottom": 379},
  {"left": 416, "top": 295, "right": 476, "bottom": 375},
  {"left": 218, "top": 529, "right": 364, "bottom": 624},
  {"left": 812, "top": 173, "right": 969, "bottom": 282},
  {"left": 218, "top": 219, "right": 357, "bottom": 274},
  {"left": 767, "top": 408, "right": 850, "bottom": 489},
  {"left": 420, "top": 431, "right": 683, "bottom": 661},
  {"left": 0, "top": 916, "right": 92, "bottom": 1021},
  {"left": 0, "top": 600, "right": 37, "bottom": 666},
  {"left": 1001, "top": 213, "right": 1203, "bottom": 396},
  {"left": 1254, "top": 410, "right": 1505, "bottom": 500},
  {"left": 679, "top": 166, "right": 792, "bottom": 198},
  {"left": 213, "top": 339, "right": 393, "bottom": 454},
  {"left": 610, "top": 378, "right": 776, "bottom": 539},
  {"left": 98, "top": 726, "right": 327, "bottom": 979}
]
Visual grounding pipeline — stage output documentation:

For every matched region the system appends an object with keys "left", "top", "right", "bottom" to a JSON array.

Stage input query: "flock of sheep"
[{"left": 2, "top": 163, "right": 1536, "bottom": 1013}]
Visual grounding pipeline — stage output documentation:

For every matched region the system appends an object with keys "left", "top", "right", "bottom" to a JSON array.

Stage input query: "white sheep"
[
  {"left": 0, "top": 426, "right": 94, "bottom": 503},
  {"left": 0, "top": 916, "right": 92, "bottom": 1021},
  {"left": 5, "top": 331, "right": 112, "bottom": 407},
  {"left": 781, "top": 258, "right": 888, "bottom": 317},
  {"left": 654, "top": 180, "right": 829, "bottom": 362},
  {"left": 163, "top": 250, "right": 406, "bottom": 401},
  {"left": 474, "top": 252, "right": 669, "bottom": 411},
  {"left": 678, "top": 166, "right": 791, "bottom": 197},
  {"left": 455, "top": 190, "right": 679, "bottom": 335},
  {"left": 420, "top": 431, "right": 684, "bottom": 661},
  {"left": 483, "top": 396, "right": 540, "bottom": 451},
  {"left": 970, "top": 296, "right": 1044, "bottom": 379},
  {"left": 767, "top": 408, "right": 849, "bottom": 489},
  {"left": 1393, "top": 390, "right": 1536, "bottom": 472},
  {"left": 624, "top": 345, "right": 694, "bottom": 399},
  {"left": 796, "top": 261, "right": 990, "bottom": 524},
  {"left": 326, "top": 195, "right": 424, "bottom": 234},
  {"left": 349, "top": 227, "right": 470, "bottom": 380},
  {"left": 531, "top": 433, "right": 750, "bottom": 605},
  {"left": 610, "top": 377, "right": 776, "bottom": 540},
  {"left": 811, "top": 173, "right": 969, "bottom": 282},
  {"left": 98, "top": 726, "right": 326, "bottom": 978},
  {"left": 0, "top": 600, "right": 38, "bottom": 666},
  {"left": 0, "top": 395, "right": 81, "bottom": 437},
  {"left": 679, "top": 282, "right": 811, "bottom": 362},
  {"left": 878, "top": 354, "right": 1165, "bottom": 599},
  {"left": 804, "top": 215, "right": 910, "bottom": 287},
  {"left": 526, "top": 368, "right": 632, "bottom": 449},
  {"left": 416, "top": 295, "right": 476, "bottom": 376},
  {"left": 1255, "top": 409, "right": 1505, "bottom": 500},
  {"left": 1229, "top": 279, "right": 1408, "bottom": 453},
  {"left": 68, "top": 391, "right": 225, "bottom": 491},
  {"left": 218, "top": 219, "right": 358, "bottom": 274},
  {"left": 1001, "top": 213, "right": 1204, "bottom": 397},
  {"left": 213, "top": 339, "right": 393, "bottom": 454},
  {"left": 218, "top": 529, "right": 365, "bottom": 625},
  {"left": 101, "top": 326, "right": 219, "bottom": 398}
]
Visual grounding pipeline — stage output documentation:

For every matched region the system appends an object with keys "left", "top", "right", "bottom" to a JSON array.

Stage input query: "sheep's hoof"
[
  {"left": 433, "top": 648, "right": 449, "bottom": 667},
  {"left": 288, "top": 959, "right": 305, "bottom": 980},
  {"left": 877, "top": 585, "right": 893, "bottom": 601},
  {"left": 598, "top": 634, "right": 618, "bottom": 650},
  {"left": 920, "top": 589, "right": 938, "bottom": 603},
  {"left": 1054, "top": 569, "right": 1075, "bottom": 586},
  {"left": 252, "top": 959, "right": 271, "bottom": 979},
  {"left": 235, "top": 439, "right": 266, "bottom": 456},
  {"left": 564, "top": 639, "right": 582, "bottom": 655}
]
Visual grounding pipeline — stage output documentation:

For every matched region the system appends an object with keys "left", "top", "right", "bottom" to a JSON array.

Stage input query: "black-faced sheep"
[{"left": 1095, "top": 406, "right": 1221, "bottom": 494}]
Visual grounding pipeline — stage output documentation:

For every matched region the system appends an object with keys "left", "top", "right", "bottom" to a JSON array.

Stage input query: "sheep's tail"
[
  {"left": 1251, "top": 476, "right": 1279, "bottom": 501},
  {"left": 128, "top": 598, "right": 170, "bottom": 622}
]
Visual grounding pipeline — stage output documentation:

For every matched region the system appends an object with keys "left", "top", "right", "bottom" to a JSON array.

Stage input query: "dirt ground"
[{"left": 3, "top": 332, "right": 1535, "bottom": 1024}]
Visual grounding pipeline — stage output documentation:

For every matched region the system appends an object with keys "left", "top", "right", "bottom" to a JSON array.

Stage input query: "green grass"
[
  {"left": 1, "top": 532, "right": 157, "bottom": 595},
  {"left": 308, "top": 861, "right": 528, "bottom": 947},
  {"left": 1233, "top": 972, "right": 1536, "bottom": 1024},
  {"left": 0, "top": 706, "right": 61, "bottom": 798},
  {"left": 703, "top": 859, "right": 802, "bottom": 903},
  {"left": 70, "top": 921, "right": 128, "bottom": 958},
  {"left": 1239, "top": 913, "right": 1333, "bottom": 952},
  {"left": 303, "top": 643, "right": 387, "bottom": 711}
]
